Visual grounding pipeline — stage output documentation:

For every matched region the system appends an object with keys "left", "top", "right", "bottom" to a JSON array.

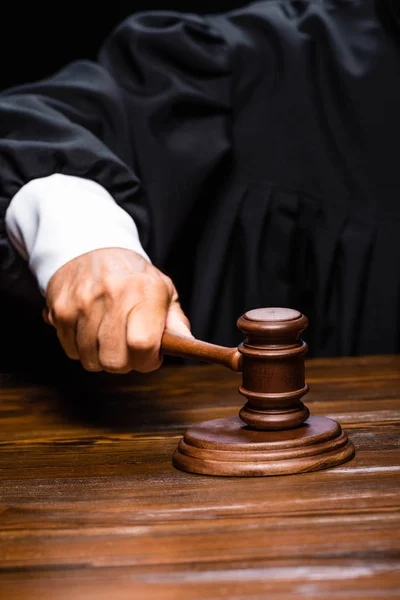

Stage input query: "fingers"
[
  {"left": 125, "top": 281, "right": 171, "bottom": 373},
  {"left": 45, "top": 302, "right": 81, "bottom": 362},
  {"left": 75, "top": 300, "right": 105, "bottom": 372},
  {"left": 56, "top": 322, "right": 80, "bottom": 362},
  {"left": 47, "top": 290, "right": 192, "bottom": 374},
  {"left": 94, "top": 284, "right": 192, "bottom": 374},
  {"left": 47, "top": 282, "right": 170, "bottom": 374},
  {"left": 96, "top": 305, "right": 132, "bottom": 374}
]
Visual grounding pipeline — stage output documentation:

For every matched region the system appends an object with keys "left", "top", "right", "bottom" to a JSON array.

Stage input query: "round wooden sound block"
[{"left": 173, "top": 416, "right": 355, "bottom": 476}]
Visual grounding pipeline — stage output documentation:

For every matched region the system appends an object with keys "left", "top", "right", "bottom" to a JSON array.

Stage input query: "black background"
[
  {"left": 2, "top": 1, "right": 398, "bottom": 92},
  {"left": 1, "top": 2, "right": 249, "bottom": 92}
]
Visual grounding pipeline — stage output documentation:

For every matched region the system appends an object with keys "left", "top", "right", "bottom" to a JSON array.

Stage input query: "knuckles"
[
  {"left": 99, "top": 352, "right": 162, "bottom": 374},
  {"left": 140, "top": 274, "right": 170, "bottom": 303},
  {"left": 126, "top": 332, "right": 159, "bottom": 354},
  {"left": 50, "top": 298, "right": 76, "bottom": 325},
  {"left": 50, "top": 270, "right": 170, "bottom": 321},
  {"left": 126, "top": 333, "right": 163, "bottom": 373}
]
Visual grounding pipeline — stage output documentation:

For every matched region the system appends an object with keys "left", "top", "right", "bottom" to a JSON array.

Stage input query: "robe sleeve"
[
  {"left": 97, "top": 12, "right": 232, "bottom": 265},
  {"left": 0, "top": 11, "right": 232, "bottom": 301}
]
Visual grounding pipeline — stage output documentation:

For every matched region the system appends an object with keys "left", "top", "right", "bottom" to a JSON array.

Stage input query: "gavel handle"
[{"left": 161, "top": 330, "right": 242, "bottom": 372}]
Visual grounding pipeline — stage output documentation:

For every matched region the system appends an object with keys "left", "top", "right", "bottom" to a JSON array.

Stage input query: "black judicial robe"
[{"left": 0, "top": 0, "right": 400, "bottom": 367}]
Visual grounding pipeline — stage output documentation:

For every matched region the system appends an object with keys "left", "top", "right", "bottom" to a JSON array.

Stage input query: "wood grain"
[{"left": 0, "top": 355, "right": 399, "bottom": 598}]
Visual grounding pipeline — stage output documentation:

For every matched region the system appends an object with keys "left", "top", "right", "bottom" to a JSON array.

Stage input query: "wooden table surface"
[{"left": 0, "top": 355, "right": 399, "bottom": 599}]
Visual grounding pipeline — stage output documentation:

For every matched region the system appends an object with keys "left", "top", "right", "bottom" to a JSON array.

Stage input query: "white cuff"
[{"left": 5, "top": 173, "right": 151, "bottom": 295}]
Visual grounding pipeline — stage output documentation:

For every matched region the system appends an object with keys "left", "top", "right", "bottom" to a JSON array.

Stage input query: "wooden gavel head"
[
  {"left": 163, "top": 306, "right": 355, "bottom": 477},
  {"left": 236, "top": 307, "right": 309, "bottom": 430},
  {"left": 163, "top": 307, "right": 310, "bottom": 432}
]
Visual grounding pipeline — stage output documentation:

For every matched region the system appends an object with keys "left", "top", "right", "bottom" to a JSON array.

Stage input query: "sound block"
[{"left": 173, "top": 415, "right": 355, "bottom": 476}]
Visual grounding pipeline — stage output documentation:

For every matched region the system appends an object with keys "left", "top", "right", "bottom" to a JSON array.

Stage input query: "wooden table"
[{"left": 0, "top": 355, "right": 399, "bottom": 599}]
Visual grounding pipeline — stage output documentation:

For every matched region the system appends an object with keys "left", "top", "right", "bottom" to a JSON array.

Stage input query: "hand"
[{"left": 43, "top": 248, "right": 192, "bottom": 373}]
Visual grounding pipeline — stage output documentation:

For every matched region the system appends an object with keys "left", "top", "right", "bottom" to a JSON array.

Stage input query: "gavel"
[{"left": 161, "top": 307, "right": 355, "bottom": 477}]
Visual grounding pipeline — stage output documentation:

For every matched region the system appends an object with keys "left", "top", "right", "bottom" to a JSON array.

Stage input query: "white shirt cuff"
[{"left": 5, "top": 173, "right": 151, "bottom": 295}]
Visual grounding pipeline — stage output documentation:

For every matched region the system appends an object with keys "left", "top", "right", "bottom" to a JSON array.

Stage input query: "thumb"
[{"left": 165, "top": 302, "right": 194, "bottom": 338}]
